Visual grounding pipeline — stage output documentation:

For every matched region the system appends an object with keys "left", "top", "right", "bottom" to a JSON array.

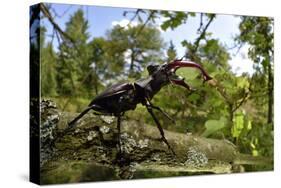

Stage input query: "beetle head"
[
  {"left": 147, "top": 64, "right": 161, "bottom": 75},
  {"left": 147, "top": 59, "right": 212, "bottom": 90}
]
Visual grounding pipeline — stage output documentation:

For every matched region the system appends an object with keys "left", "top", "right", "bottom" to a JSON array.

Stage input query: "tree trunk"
[
  {"left": 267, "top": 62, "right": 273, "bottom": 124},
  {"left": 129, "top": 50, "right": 135, "bottom": 76}
]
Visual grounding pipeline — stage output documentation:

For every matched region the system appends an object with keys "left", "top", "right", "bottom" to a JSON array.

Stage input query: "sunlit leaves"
[
  {"left": 160, "top": 11, "right": 187, "bottom": 31},
  {"left": 160, "top": 11, "right": 196, "bottom": 31},
  {"left": 237, "top": 16, "right": 273, "bottom": 68},
  {"left": 187, "top": 93, "right": 200, "bottom": 103},
  {"left": 231, "top": 111, "right": 245, "bottom": 138},
  {"left": 202, "top": 117, "right": 227, "bottom": 137},
  {"left": 57, "top": 9, "right": 93, "bottom": 96},
  {"left": 41, "top": 42, "right": 57, "bottom": 96},
  {"left": 107, "top": 24, "right": 164, "bottom": 78},
  {"left": 166, "top": 41, "right": 177, "bottom": 62}
]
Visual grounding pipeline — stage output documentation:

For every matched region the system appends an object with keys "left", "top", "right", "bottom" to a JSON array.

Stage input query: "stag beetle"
[{"left": 68, "top": 59, "right": 212, "bottom": 155}]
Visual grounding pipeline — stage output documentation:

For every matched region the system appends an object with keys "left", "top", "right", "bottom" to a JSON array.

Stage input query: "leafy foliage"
[
  {"left": 166, "top": 40, "right": 177, "bottom": 62},
  {"left": 235, "top": 16, "right": 274, "bottom": 166},
  {"left": 56, "top": 9, "right": 93, "bottom": 97},
  {"left": 202, "top": 117, "right": 226, "bottom": 137},
  {"left": 160, "top": 11, "right": 195, "bottom": 31},
  {"left": 107, "top": 24, "right": 164, "bottom": 78},
  {"left": 40, "top": 27, "right": 57, "bottom": 96}
]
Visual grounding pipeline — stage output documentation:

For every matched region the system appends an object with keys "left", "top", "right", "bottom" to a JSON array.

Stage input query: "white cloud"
[
  {"left": 111, "top": 19, "right": 138, "bottom": 29},
  {"left": 123, "top": 49, "right": 132, "bottom": 63},
  {"left": 123, "top": 49, "right": 132, "bottom": 72},
  {"left": 155, "top": 15, "right": 171, "bottom": 33},
  {"left": 158, "top": 15, "right": 170, "bottom": 23}
]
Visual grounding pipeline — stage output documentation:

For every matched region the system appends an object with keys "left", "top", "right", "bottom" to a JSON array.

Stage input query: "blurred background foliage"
[{"left": 39, "top": 5, "right": 274, "bottom": 171}]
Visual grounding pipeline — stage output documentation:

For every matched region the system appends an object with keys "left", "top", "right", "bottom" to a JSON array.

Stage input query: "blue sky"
[{"left": 42, "top": 3, "right": 254, "bottom": 75}]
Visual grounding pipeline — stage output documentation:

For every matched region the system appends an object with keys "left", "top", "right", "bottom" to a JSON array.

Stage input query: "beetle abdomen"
[{"left": 89, "top": 82, "right": 139, "bottom": 115}]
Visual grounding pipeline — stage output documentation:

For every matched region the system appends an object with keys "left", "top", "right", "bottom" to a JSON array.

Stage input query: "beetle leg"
[
  {"left": 170, "top": 78, "right": 196, "bottom": 92},
  {"left": 68, "top": 104, "right": 106, "bottom": 129},
  {"left": 146, "top": 104, "right": 176, "bottom": 156},
  {"left": 147, "top": 101, "right": 175, "bottom": 124},
  {"left": 68, "top": 106, "right": 92, "bottom": 128}
]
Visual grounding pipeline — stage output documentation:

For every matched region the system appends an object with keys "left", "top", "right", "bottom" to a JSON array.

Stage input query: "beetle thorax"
[{"left": 145, "top": 72, "right": 169, "bottom": 99}]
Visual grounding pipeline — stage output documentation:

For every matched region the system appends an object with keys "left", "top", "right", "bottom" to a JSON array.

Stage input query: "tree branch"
[
  {"left": 123, "top": 9, "right": 157, "bottom": 38},
  {"left": 133, "top": 10, "right": 156, "bottom": 38},
  {"left": 232, "top": 92, "right": 250, "bottom": 113},
  {"left": 40, "top": 3, "right": 75, "bottom": 44},
  {"left": 192, "top": 14, "right": 215, "bottom": 54},
  {"left": 197, "top": 13, "right": 204, "bottom": 33}
]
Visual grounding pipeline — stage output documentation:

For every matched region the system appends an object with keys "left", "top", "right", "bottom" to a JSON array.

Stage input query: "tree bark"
[{"left": 267, "top": 62, "right": 273, "bottom": 124}]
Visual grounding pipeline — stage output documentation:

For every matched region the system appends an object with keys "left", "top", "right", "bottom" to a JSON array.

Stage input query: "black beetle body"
[{"left": 68, "top": 60, "right": 212, "bottom": 155}]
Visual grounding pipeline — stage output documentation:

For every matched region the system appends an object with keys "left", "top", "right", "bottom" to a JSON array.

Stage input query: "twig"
[
  {"left": 124, "top": 9, "right": 144, "bottom": 24},
  {"left": 232, "top": 92, "right": 249, "bottom": 113},
  {"left": 133, "top": 10, "right": 156, "bottom": 38},
  {"left": 207, "top": 79, "right": 231, "bottom": 103},
  {"left": 197, "top": 13, "right": 204, "bottom": 34},
  {"left": 40, "top": 3, "right": 76, "bottom": 45},
  {"left": 123, "top": 9, "right": 156, "bottom": 38},
  {"left": 60, "top": 5, "right": 74, "bottom": 18},
  {"left": 54, "top": 29, "right": 61, "bottom": 47},
  {"left": 50, "top": 26, "right": 55, "bottom": 44},
  {"left": 192, "top": 14, "right": 215, "bottom": 53}
]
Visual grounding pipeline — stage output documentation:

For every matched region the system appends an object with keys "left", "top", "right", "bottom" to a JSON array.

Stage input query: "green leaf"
[
  {"left": 247, "top": 120, "right": 252, "bottom": 130},
  {"left": 202, "top": 117, "right": 226, "bottom": 137},
  {"left": 176, "top": 68, "right": 200, "bottom": 80},
  {"left": 237, "top": 77, "right": 249, "bottom": 88},
  {"left": 160, "top": 21, "right": 170, "bottom": 31},
  {"left": 252, "top": 149, "right": 259, "bottom": 156},
  {"left": 231, "top": 111, "right": 245, "bottom": 138},
  {"left": 188, "top": 12, "right": 196, "bottom": 17}
]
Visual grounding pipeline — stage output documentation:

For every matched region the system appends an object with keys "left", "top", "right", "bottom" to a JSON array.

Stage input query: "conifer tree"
[{"left": 56, "top": 9, "right": 93, "bottom": 97}]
